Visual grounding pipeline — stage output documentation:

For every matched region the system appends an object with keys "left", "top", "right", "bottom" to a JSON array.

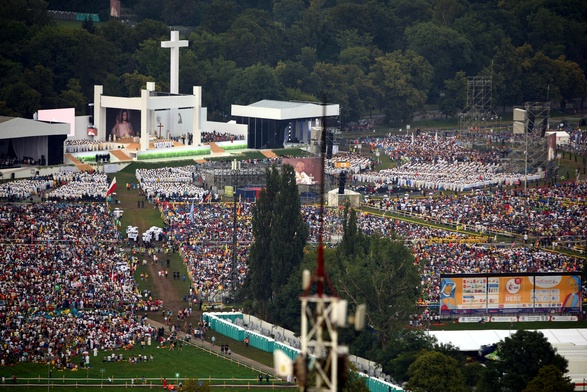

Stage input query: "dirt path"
[{"left": 113, "top": 170, "right": 200, "bottom": 328}]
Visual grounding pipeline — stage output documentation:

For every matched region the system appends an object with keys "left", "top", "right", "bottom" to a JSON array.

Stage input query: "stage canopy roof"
[
  {"left": 0, "top": 116, "right": 70, "bottom": 139},
  {"left": 231, "top": 99, "right": 339, "bottom": 120}
]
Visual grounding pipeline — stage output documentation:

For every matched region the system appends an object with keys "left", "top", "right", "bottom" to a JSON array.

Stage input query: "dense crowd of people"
[
  {"left": 0, "top": 129, "right": 585, "bottom": 367},
  {"left": 160, "top": 202, "right": 252, "bottom": 302},
  {"left": 152, "top": 139, "right": 174, "bottom": 149},
  {"left": 152, "top": 198, "right": 584, "bottom": 311},
  {"left": 136, "top": 166, "right": 210, "bottom": 202},
  {"left": 0, "top": 201, "right": 147, "bottom": 365},
  {"left": 64, "top": 139, "right": 111, "bottom": 153},
  {"left": 0, "top": 172, "right": 110, "bottom": 202},
  {"left": 331, "top": 134, "right": 541, "bottom": 192},
  {"left": 367, "top": 182, "right": 587, "bottom": 250},
  {"left": 201, "top": 131, "right": 245, "bottom": 143}
]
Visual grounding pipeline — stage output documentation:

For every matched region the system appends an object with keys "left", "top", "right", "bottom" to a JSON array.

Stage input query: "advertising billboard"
[{"left": 439, "top": 273, "right": 582, "bottom": 315}]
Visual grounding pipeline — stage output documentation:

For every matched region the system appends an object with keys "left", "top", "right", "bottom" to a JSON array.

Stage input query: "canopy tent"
[
  {"left": 429, "top": 328, "right": 587, "bottom": 386},
  {"left": 0, "top": 116, "right": 69, "bottom": 166},
  {"left": 231, "top": 100, "right": 340, "bottom": 149}
]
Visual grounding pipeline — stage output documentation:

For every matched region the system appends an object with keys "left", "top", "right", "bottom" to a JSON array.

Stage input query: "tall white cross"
[{"left": 161, "top": 31, "right": 188, "bottom": 94}]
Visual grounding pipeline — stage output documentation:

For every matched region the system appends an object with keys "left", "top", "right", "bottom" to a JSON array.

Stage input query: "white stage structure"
[
  {"left": 93, "top": 82, "right": 202, "bottom": 151},
  {"left": 93, "top": 30, "right": 202, "bottom": 150}
]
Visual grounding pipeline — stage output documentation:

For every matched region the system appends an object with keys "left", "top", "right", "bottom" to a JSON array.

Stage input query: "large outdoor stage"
[{"left": 66, "top": 138, "right": 248, "bottom": 163}]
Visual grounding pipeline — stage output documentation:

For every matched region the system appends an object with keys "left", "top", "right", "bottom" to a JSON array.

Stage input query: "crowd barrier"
[{"left": 204, "top": 312, "right": 403, "bottom": 391}]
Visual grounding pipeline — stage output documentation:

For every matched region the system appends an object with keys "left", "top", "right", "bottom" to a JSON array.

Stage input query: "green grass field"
[{"left": 0, "top": 340, "right": 288, "bottom": 390}]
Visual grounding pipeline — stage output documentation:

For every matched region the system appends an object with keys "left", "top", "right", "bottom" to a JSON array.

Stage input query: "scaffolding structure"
[
  {"left": 459, "top": 76, "right": 498, "bottom": 135},
  {"left": 202, "top": 162, "right": 268, "bottom": 191},
  {"left": 506, "top": 102, "right": 553, "bottom": 177}
]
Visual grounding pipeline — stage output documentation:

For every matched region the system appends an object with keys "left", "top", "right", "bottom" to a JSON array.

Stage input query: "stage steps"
[
  {"left": 64, "top": 154, "right": 95, "bottom": 172},
  {"left": 260, "top": 150, "right": 277, "bottom": 158},
  {"left": 65, "top": 154, "right": 82, "bottom": 165},
  {"left": 110, "top": 149, "right": 132, "bottom": 161},
  {"left": 208, "top": 142, "right": 225, "bottom": 154}
]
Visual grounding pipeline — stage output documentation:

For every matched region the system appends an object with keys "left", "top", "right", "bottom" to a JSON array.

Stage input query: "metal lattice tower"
[
  {"left": 506, "top": 102, "right": 553, "bottom": 176},
  {"left": 459, "top": 76, "right": 497, "bottom": 133}
]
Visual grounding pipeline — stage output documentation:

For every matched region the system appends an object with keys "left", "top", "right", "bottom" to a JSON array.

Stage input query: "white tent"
[
  {"left": 545, "top": 131, "right": 570, "bottom": 145},
  {"left": 429, "top": 329, "right": 587, "bottom": 387}
]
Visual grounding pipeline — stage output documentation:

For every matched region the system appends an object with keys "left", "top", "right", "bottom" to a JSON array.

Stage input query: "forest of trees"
[{"left": 1, "top": 0, "right": 586, "bottom": 125}]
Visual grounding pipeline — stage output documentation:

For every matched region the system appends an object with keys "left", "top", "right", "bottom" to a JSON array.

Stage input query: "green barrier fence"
[
  {"left": 204, "top": 312, "right": 403, "bottom": 392},
  {"left": 76, "top": 13, "right": 100, "bottom": 22}
]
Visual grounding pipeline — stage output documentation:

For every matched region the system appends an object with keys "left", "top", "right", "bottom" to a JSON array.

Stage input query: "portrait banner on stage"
[{"left": 439, "top": 272, "right": 582, "bottom": 315}]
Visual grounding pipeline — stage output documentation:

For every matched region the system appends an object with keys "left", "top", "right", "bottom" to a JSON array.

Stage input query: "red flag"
[{"left": 106, "top": 177, "right": 117, "bottom": 197}]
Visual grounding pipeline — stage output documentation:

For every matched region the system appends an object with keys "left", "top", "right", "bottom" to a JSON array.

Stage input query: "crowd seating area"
[{"left": 0, "top": 201, "right": 149, "bottom": 366}]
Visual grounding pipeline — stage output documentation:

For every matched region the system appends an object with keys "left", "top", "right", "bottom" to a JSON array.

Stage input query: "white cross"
[{"left": 161, "top": 31, "right": 188, "bottom": 94}]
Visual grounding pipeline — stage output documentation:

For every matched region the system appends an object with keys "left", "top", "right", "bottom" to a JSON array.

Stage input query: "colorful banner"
[{"left": 439, "top": 273, "right": 582, "bottom": 315}]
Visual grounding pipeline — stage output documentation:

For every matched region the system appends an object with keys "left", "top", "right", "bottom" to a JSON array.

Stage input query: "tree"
[
  {"left": 246, "top": 164, "right": 308, "bottom": 322},
  {"left": 343, "top": 362, "right": 370, "bottom": 392},
  {"left": 201, "top": 0, "right": 238, "bottom": 34},
  {"left": 326, "top": 3, "right": 402, "bottom": 54},
  {"left": 338, "top": 204, "right": 361, "bottom": 259},
  {"left": 334, "top": 233, "right": 420, "bottom": 348},
  {"left": 276, "top": 60, "right": 312, "bottom": 91},
  {"left": 270, "top": 164, "right": 309, "bottom": 296},
  {"left": 522, "top": 365, "right": 574, "bottom": 392},
  {"left": 21, "top": 65, "right": 60, "bottom": 109},
  {"left": 390, "top": 0, "right": 433, "bottom": 31},
  {"left": 222, "top": 9, "right": 285, "bottom": 67},
  {"left": 311, "top": 62, "right": 373, "bottom": 122},
  {"left": 273, "top": 0, "right": 306, "bottom": 28},
  {"left": 490, "top": 39, "right": 529, "bottom": 112},
  {"left": 59, "top": 78, "right": 87, "bottom": 115},
  {"left": 81, "top": 17, "right": 95, "bottom": 34},
  {"left": 405, "top": 22, "right": 472, "bottom": 98},
  {"left": 132, "top": 39, "right": 169, "bottom": 91},
  {"left": 452, "top": 12, "right": 505, "bottom": 76},
  {"left": 24, "top": 27, "right": 116, "bottom": 98},
  {"left": 438, "top": 71, "right": 467, "bottom": 119},
  {"left": 132, "top": 19, "right": 170, "bottom": 46},
  {"left": 339, "top": 46, "right": 372, "bottom": 73},
  {"left": 122, "top": 71, "right": 155, "bottom": 97},
  {"left": 378, "top": 330, "right": 436, "bottom": 383},
  {"left": 479, "top": 330, "right": 569, "bottom": 392},
  {"left": 432, "top": 0, "right": 467, "bottom": 26},
  {"left": 227, "top": 64, "right": 286, "bottom": 105},
  {"left": 196, "top": 56, "right": 238, "bottom": 120},
  {"left": 1, "top": 81, "right": 41, "bottom": 118},
  {"left": 0, "top": 0, "right": 51, "bottom": 27},
  {"left": 405, "top": 350, "right": 467, "bottom": 392},
  {"left": 369, "top": 50, "right": 433, "bottom": 124},
  {"left": 162, "top": 0, "right": 201, "bottom": 26}
]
